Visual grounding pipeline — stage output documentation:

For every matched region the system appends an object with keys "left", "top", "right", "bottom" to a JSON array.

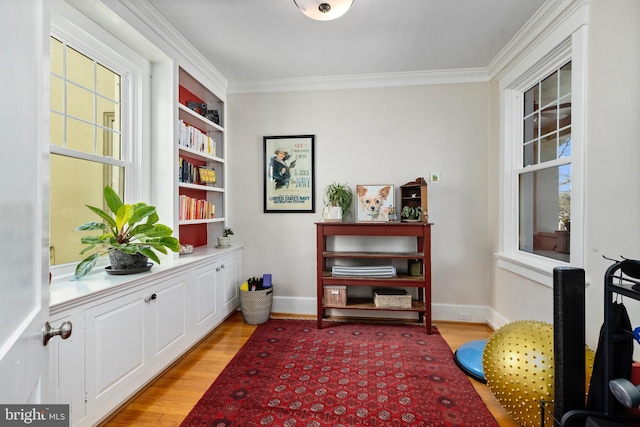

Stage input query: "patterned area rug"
[{"left": 181, "top": 320, "right": 498, "bottom": 426}]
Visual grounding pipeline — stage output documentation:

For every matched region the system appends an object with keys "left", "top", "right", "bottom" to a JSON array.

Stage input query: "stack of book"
[
  {"left": 179, "top": 195, "right": 215, "bottom": 220},
  {"left": 178, "top": 119, "right": 217, "bottom": 157}
]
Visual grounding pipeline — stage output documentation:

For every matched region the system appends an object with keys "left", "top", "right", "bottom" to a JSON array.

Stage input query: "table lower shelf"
[{"left": 323, "top": 297, "right": 426, "bottom": 311}]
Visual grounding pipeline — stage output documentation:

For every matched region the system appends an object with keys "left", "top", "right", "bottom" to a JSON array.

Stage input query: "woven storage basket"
[{"left": 240, "top": 287, "right": 273, "bottom": 324}]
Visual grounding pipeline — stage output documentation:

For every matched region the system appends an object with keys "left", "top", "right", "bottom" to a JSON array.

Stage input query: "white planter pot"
[{"left": 325, "top": 206, "right": 343, "bottom": 222}]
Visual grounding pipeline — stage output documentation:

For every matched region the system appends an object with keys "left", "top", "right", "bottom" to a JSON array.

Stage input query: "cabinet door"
[
  {"left": 48, "top": 312, "right": 86, "bottom": 426},
  {"left": 192, "top": 262, "right": 218, "bottom": 335},
  {"left": 148, "top": 275, "right": 189, "bottom": 369},
  {"left": 218, "top": 254, "right": 240, "bottom": 316},
  {"left": 84, "top": 290, "right": 147, "bottom": 416}
]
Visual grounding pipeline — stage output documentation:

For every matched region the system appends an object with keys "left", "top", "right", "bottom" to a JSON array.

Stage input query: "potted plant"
[
  {"left": 217, "top": 227, "right": 234, "bottom": 247},
  {"left": 73, "top": 186, "right": 180, "bottom": 279},
  {"left": 323, "top": 182, "right": 353, "bottom": 221},
  {"left": 401, "top": 205, "right": 422, "bottom": 221}
]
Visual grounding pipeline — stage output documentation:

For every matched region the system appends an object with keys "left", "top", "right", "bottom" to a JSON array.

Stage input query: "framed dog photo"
[
  {"left": 356, "top": 184, "right": 395, "bottom": 222},
  {"left": 264, "top": 135, "right": 315, "bottom": 213}
]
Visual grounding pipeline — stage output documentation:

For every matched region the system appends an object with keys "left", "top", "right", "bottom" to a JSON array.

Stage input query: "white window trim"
[
  {"left": 497, "top": 23, "right": 587, "bottom": 287},
  {"left": 49, "top": 0, "right": 150, "bottom": 280}
]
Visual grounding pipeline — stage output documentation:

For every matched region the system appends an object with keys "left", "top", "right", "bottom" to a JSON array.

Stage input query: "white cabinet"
[{"left": 49, "top": 248, "right": 241, "bottom": 427}]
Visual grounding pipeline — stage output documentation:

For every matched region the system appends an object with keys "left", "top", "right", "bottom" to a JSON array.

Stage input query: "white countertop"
[{"left": 49, "top": 244, "right": 243, "bottom": 313}]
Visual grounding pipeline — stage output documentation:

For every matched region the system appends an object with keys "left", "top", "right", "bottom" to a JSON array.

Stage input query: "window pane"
[
  {"left": 96, "top": 64, "right": 120, "bottom": 102},
  {"left": 66, "top": 47, "right": 94, "bottom": 90},
  {"left": 50, "top": 113, "right": 63, "bottom": 147},
  {"left": 559, "top": 129, "right": 571, "bottom": 158},
  {"left": 50, "top": 154, "right": 124, "bottom": 266},
  {"left": 519, "top": 165, "right": 571, "bottom": 262},
  {"left": 540, "top": 70, "right": 558, "bottom": 108},
  {"left": 540, "top": 134, "right": 557, "bottom": 163},
  {"left": 97, "top": 128, "right": 122, "bottom": 160},
  {"left": 51, "top": 75, "right": 64, "bottom": 113},
  {"left": 50, "top": 37, "right": 63, "bottom": 76},
  {"left": 524, "top": 85, "right": 538, "bottom": 116},
  {"left": 540, "top": 102, "right": 559, "bottom": 136},
  {"left": 66, "top": 117, "right": 94, "bottom": 153},
  {"left": 559, "top": 62, "right": 572, "bottom": 98},
  {"left": 67, "top": 84, "right": 94, "bottom": 122}
]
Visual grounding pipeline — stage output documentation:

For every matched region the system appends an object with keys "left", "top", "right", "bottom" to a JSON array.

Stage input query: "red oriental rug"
[{"left": 180, "top": 320, "right": 498, "bottom": 427}]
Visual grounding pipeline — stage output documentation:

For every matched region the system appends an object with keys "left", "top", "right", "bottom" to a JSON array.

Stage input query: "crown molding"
[
  {"left": 117, "top": 0, "right": 228, "bottom": 97},
  {"left": 487, "top": 0, "right": 589, "bottom": 83},
  {"left": 228, "top": 68, "right": 490, "bottom": 94}
]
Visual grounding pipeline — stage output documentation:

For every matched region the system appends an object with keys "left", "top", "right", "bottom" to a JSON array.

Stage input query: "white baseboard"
[{"left": 270, "top": 296, "right": 507, "bottom": 327}]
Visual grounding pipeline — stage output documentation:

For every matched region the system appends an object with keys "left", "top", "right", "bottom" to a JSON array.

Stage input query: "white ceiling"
[{"left": 147, "top": 0, "right": 547, "bottom": 86}]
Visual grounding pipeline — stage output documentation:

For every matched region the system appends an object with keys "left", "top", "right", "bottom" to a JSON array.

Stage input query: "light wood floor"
[{"left": 100, "top": 313, "right": 520, "bottom": 427}]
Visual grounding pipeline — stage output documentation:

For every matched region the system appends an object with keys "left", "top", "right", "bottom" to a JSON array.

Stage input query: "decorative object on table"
[
  {"left": 400, "top": 177, "right": 428, "bottom": 222},
  {"left": 205, "top": 109, "right": 220, "bottom": 125},
  {"left": 263, "top": 135, "right": 315, "bottom": 213},
  {"left": 239, "top": 275, "right": 273, "bottom": 324},
  {"left": 179, "top": 320, "right": 499, "bottom": 427},
  {"left": 408, "top": 259, "right": 421, "bottom": 276},
  {"left": 401, "top": 205, "right": 422, "bottom": 221},
  {"left": 388, "top": 206, "right": 398, "bottom": 221},
  {"left": 179, "top": 244, "right": 194, "bottom": 255},
  {"left": 73, "top": 185, "right": 180, "bottom": 280},
  {"left": 217, "top": 227, "right": 233, "bottom": 247},
  {"left": 322, "top": 182, "right": 353, "bottom": 221},
  {"left": 356, "top": 184, "right": 394, "bottom": 222}
]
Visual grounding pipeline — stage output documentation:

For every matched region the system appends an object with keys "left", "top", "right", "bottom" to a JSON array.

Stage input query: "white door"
[{"left": 0, "top": 0, "right": 51, "bottom": 404}]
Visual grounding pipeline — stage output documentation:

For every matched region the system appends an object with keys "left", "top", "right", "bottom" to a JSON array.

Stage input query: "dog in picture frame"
[{"left": 356, "top": 185, "right": 394, "bottom": 222}]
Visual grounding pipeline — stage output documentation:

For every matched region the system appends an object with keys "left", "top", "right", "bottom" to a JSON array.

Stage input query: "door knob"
[{"left": 42, "top": 321, "right": 72, "bottom": 346}]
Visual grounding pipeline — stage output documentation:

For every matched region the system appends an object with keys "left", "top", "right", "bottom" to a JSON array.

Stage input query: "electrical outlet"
[{"left": 459, "top": 312, "right": 471, "bottom": 320}]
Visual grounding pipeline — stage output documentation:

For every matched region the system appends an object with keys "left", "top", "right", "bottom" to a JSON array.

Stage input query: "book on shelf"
[
  {"left": 178, "top": 119, "right": 217, "bottom": 157},
  {"left": 179, "top": 194, "right": 215, "bottom": 221}
]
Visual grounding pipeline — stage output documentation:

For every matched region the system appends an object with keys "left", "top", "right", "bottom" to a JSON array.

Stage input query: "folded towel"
[{"left": 332, "top": 265, "right": 396, "bottom": 278}]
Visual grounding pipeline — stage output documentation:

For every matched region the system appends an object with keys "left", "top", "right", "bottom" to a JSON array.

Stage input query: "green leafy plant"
[
  {"left": 223, "top": 227, "right": 234, "bottom": 237},
  {"left": 401, "top": 205, "right": 422, "bottom": 221},
  {"left": 74, "top": 186, "right": 180, "bottom": 279},
  {"left": 323, "top": 182, "right": 353, "bottom": 220}
]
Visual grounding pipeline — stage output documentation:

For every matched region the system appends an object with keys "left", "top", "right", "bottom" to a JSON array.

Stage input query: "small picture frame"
[
  {"left": 355, "top": 184, "right": 395, "bottom": 222},
  {"left": 198, "top": 167, "right": 217, "bottom": 185}
]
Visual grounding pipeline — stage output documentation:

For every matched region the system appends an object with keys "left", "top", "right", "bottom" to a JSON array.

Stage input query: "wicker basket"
[{"left": 240, "top": 287, "right": 273, "bottom": 324}]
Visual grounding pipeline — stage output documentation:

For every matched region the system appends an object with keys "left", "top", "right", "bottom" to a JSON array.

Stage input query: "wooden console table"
[{"left": 316, "top": 222, "right": 433, "bottom": 333}]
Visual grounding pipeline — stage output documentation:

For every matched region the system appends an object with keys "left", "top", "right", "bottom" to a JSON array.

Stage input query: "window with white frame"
[
  {"left": 519, "top": 61, "right": 572, "bottom": 263},
  {"left": 498, "top": 30, "right": 585, "bottom": 285},
  {"left": 49, "top": 10, "right": 148, "bottom": 276}
]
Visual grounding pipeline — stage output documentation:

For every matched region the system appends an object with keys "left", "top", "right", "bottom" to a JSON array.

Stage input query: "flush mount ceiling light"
[{"left": 293, "top": 0, "right": 354, "bottom": 21}]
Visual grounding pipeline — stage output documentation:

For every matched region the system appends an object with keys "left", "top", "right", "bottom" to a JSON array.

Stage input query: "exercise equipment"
[{"left": 453, "top": 339, "right": 486, "bottom": 383}]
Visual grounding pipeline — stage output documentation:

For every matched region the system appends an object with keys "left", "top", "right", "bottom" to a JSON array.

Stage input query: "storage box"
[
  {"left": 324, "top": 285, "right": 347, "bottom": 307},
  {"left": 373, "top": 288, "right": 412, "bottom": 309}
]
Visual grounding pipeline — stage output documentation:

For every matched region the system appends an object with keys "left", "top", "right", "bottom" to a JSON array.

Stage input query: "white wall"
[
  {"left": 489, "top": 0, "right": 640, "bottom": 349},
  {"left": 227, "top": 83, "right": 492, "bottom": 320}
]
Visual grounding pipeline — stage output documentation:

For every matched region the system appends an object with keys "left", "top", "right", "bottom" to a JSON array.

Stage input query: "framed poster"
[
  {"left": 356, "top": 184, "right": 395, "bottom": 222},
  {"left": 264, "top": 135, "right": 315, "bottom": 213}
]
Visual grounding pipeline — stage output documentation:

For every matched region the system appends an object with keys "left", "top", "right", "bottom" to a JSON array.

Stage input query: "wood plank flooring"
[{"left": 101, "top": 313, "right": 519, "bottom": 427}]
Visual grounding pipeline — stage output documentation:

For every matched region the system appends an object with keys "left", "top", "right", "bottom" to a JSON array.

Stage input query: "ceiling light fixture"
[{"left": 293, "top": 0, "right": 354, "bottom": 21}]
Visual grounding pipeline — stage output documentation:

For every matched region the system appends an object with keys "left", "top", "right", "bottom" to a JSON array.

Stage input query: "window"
[
  {"left": 519, "top": 62, "right": 572, "bottom": 263},
  {"left": 49, "top": 37, "right": 126, "bottom": 267},
  {"left": 497, "top": 29, "right": 586, "bottom": 286},
  {"left": 49, "top": 7, "right": 149, "bottom": 278}
]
